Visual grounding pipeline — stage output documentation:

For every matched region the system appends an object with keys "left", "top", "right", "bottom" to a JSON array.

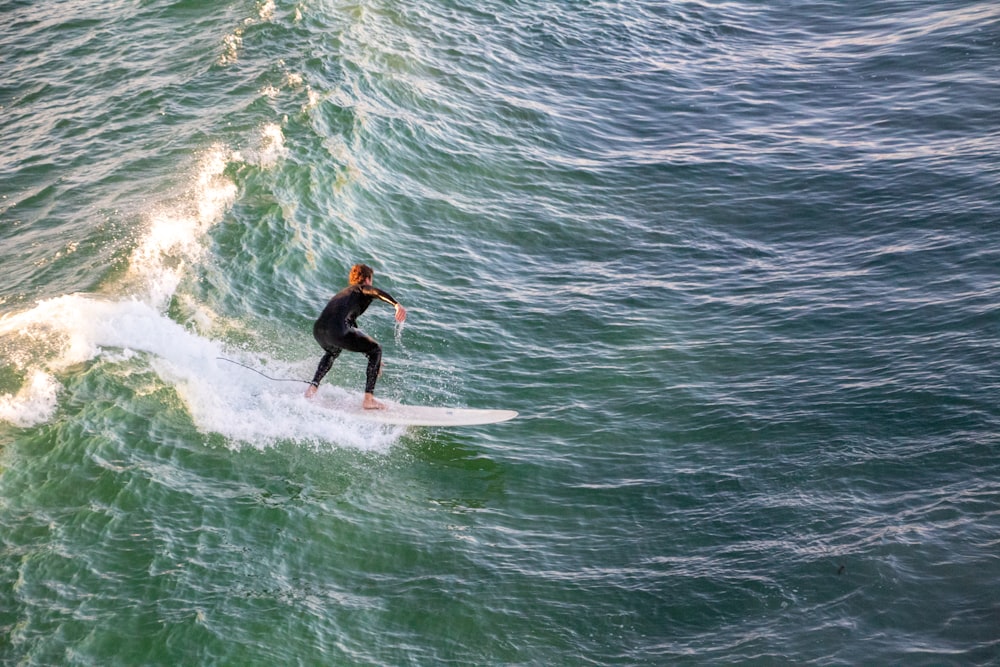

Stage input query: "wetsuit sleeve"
[{"left": 361, "top": 285, "right": 400, "bottom": 307}]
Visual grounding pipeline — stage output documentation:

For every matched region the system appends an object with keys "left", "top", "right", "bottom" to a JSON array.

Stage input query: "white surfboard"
[{"left": 320, "top": 398, "right": 517, "bottom": 427}]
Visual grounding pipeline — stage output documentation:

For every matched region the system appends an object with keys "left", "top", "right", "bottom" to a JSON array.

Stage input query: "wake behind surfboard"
[{"left": 318, "top": 397, "right": 517, "bottom": 427}]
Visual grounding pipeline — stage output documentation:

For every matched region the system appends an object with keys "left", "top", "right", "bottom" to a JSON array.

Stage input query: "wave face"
[{"left": 2, "top": 0, "right": 998, "bottom": 663}]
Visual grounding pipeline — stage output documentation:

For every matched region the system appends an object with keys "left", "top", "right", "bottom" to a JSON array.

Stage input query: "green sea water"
[{"left": 2, "top": 0, "right": 999, "bottom": 664}]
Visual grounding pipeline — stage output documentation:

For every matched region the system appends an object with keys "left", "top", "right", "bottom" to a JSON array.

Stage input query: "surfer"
[{"left": 305, "top": 263, "right": 407, "bottom": 409}]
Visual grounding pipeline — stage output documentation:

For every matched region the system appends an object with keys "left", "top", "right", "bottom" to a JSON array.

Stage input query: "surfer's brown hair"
[{"left": 348, "top": 263, "right": 374, "bottom": 285}]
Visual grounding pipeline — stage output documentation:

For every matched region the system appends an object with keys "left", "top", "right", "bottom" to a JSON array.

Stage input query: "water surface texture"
[{"left": 2, "top": 0, "right": 999, "bottom": 664}]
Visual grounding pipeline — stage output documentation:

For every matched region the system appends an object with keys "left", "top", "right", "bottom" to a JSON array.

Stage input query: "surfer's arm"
[{"left": 363, "top": 286, "right": 407, "bottom": 322}]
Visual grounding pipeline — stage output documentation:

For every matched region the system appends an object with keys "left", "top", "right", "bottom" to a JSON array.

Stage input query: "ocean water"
[{"left": 2, "top": 0, "right": 999, "bottom": 664}]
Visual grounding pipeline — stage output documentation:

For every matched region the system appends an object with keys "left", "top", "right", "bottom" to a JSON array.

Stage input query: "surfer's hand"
[
  {"left": 394, "top": 304, "right": 407, "bottom": 322},
  {"left": 305, "top": 383, "right": 318, "bottom": 398}
]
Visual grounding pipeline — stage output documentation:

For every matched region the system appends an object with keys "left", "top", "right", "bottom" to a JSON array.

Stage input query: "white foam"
[
  {"left": 255, "top": 123, "right": 287, "bottom": 168},
  {"left": 0, "top": 139, "right": 400, "bottom": 450},
  {"left": 258, "top": 0, "right": 276, "bottom": 22},
  {"left": 127, "top": 145, "right": 236, "bottom": 309},
  {"left": 0, "top": 370, "right": 60, "bottom": 428},
  {"left": 0, "top": 295, "right": 401, "bottom": 450},
  {"left": 220, "top": 31, "right": 243, "bottom": 65}
]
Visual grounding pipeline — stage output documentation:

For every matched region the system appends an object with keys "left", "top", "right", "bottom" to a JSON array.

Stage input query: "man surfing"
[{"left": 305, "top": 263, "right": 407, "bottom": 409}]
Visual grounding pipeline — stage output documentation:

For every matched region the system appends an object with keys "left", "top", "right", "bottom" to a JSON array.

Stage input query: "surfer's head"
[{"left": 349, "top": 263, "right": 374, "bottom": 285}]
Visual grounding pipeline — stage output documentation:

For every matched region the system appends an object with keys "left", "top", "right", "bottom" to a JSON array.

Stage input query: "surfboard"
[{"left": 319, "top": 398, "right": 517, "bottom": 427}]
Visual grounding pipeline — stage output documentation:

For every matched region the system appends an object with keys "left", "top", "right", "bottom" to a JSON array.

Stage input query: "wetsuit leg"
[
  {"left": 338, "top": 329, "right": 382, "bottom": 394},
  {"left": 363, "top": 345, "right": 382, "bottom": 394},
  {"left": 310, "top": 348, "right": 342, "bottom": 387}
]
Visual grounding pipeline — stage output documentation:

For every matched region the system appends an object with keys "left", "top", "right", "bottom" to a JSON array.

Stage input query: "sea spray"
[
  {"left": 126, "top": 145, "right": 237, "bottom": 309},
  {"left": 0, "top": 293, "right": 400, "bottom": 448},
  {"left": 0, "top": 370, "right": 60, "bottom": 428},
  {"left": 0, "top": 134, "right": 396, "bottom": 448}
]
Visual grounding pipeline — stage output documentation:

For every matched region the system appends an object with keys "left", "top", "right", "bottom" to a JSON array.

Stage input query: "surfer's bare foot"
[
  {"left": 363, "top": 393, "right": 386, "bottom": 410},
  {"left": 305, "top": 383, "right": 318, "bottom": 398}
]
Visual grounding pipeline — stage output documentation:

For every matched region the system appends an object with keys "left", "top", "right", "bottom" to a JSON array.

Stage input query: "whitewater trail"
[{"left": 0, "top": 139, "right": 399, "bottom": 450}]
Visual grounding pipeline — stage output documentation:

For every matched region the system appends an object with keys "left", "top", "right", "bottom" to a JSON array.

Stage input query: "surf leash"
[{"left": 216, "top": 356, "right": 312, "bottom": 385}]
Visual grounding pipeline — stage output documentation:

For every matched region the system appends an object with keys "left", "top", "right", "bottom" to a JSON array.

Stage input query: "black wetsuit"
[{"left": 310, "top": 283, "right": 400, "bottom": 394}]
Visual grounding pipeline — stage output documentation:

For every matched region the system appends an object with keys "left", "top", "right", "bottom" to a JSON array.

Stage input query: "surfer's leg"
[
  {"left": 308, "top": 348, "right": 342, "bottom": 390},
  {"left": 361, "top": 346, "right": 384, "bottom": 409},
  {"left": 308, "top": 322, "right": 347, "bottom": 397},
  {"left": 363, "top": 345, "right": 382, "bottom": 394},
  {"left": 340, "top": 329, "right": 384, "bottom": 407}
]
